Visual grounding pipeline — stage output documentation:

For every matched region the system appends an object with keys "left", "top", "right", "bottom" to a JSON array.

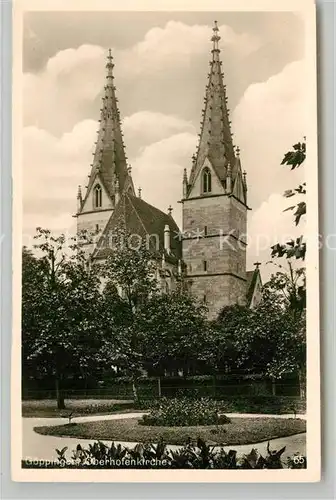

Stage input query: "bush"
[
  {"left": 135, "top": 395, "right": 305, "bottom": 415},
  {"left": 218, "top": 396, "right": 305, "bottom": 415},
  {"left": 139, "top": 397, "right": 231, "bottom": 427},
  {"left": 21, "top": 438, "right": 306, "bottom": 469}
]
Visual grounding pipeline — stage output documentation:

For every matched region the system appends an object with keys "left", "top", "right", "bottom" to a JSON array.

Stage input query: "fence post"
[{"left": 157, "top": 376, "right": 161, "bottom": 398}]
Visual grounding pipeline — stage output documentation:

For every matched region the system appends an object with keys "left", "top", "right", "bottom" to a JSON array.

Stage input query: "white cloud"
[
  {"left": 232, "top": 60, "right": 305, "bottom": 209},
  {"left": 23, "top": 21, "right": 260, "bottom": 133},
  {"left": 23, "top": 121, "right": 97, "bottom": 235},
  {"left": 123, "top": 111, "right": 196, "bottom": 156},
  {"left": 22, "top": 115, "right": 197, "bottom": 236},
  {"left": 24, "top": 45, "right": 105, "bottom": 132},
  {"left": 247, "top": 192, "right": 306, "bottom": 280},
  {"left": 118, "top": 21, "right": 260, "bottom": 77},
  {"left": 131, "top": 132, "right": 198, "bottom": 226}
]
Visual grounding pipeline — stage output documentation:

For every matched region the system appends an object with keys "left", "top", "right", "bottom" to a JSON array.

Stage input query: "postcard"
[{"left": 12, "top": 0, "right": 320, "bottom": 482}]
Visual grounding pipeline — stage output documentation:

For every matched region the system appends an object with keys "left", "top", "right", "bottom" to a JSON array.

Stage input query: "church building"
[{"left": 75, "top": 22, "right": 261, "bottom": 319}]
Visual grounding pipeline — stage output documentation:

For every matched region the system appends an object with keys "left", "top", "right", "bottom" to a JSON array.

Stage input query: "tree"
[
  {"left": 22, "top": 247, "right": 51, "bottom": 387},
  {"left": 268, "top": 140, "right": 307, "bottom": 395},
  {"left": 271, "top": 140, "right": 306, "bottom": 260},
  {"left": 213, "top": 295, "right": 306, "bottom": 395},
  {"left": 22, "top": 228, "right": 104, "bottom": 409},
  {"left": 253, "top": 292, "right": 306, "bottom": 395},
  {"left": 101, "top": 229, "right": 159, "bottom": 401},
  {"left": 265, "top": 261, "right": 306, "bottom": 321},
  {"left": 138, "top": 289, "right": 210, "bottom": 375},
  {"left": 210, "top": 305, "right": 255, "bottom": 373}
]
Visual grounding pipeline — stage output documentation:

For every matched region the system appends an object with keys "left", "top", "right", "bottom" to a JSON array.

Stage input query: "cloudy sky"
[{"left": 22, "top": 10, "right": 306, "bottom": 276}]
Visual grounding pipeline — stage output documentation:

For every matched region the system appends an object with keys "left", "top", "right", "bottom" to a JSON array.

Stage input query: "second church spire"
[
  {"left": 84, "top": 49, "right": 129, "bottom": 206},
  {"left": 188, "top": 21, "right": 239, "bottom": 193}
]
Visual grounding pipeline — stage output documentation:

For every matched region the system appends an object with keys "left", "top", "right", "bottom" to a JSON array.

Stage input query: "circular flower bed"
[{"left": 139, "top": 397, "right": 231, "bottom": 427}]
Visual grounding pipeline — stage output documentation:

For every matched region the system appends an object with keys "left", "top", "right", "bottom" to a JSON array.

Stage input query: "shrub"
[
  {"left": 21, "top": 438, "right": 306, "bottom": 469},
  {"left": 136, "top": 395, "right": 305, "bottom": 414},
  {"left": 218, "top": 396, "right": 305, "bottom": 415},
  {"left": 139, "top": 397, "right": 231, "bottom": 427}
]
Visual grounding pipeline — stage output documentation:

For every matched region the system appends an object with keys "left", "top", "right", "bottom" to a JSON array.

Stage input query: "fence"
[{"left": 22, "top": 377, "right": 303, "bottom": 401}]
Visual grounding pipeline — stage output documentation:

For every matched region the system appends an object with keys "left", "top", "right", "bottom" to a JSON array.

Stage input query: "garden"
[
  {"left": 21, "top": 143, "right": 307, "bottom": 470},
  {"left": 34, "top": 398, "right": 306, "bottom": 446}
]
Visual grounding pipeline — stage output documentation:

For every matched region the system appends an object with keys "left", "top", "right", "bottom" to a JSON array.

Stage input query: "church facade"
[{"left": 75, "top": 22, "right": 261, "bottom": 319}]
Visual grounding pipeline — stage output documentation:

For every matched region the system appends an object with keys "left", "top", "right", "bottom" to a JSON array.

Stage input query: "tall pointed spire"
[
  {"left": 189, "top": 21, "right": 236, "bottom": 188},
  {"left": 84, "top": 49, "right": 128, "bottom": 204}
]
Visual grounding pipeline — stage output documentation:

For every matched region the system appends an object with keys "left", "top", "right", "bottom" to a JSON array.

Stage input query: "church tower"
[
  {"left": 75, "top": 49, "right": 135, "bottom": 257},
  {"left": 182, "top": 22, "right": 249, "bottom": 318}
]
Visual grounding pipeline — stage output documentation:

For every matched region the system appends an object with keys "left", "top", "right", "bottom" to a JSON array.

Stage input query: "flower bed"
[{"left": 140, "top": 397, "right": 231, "bottom": 427}]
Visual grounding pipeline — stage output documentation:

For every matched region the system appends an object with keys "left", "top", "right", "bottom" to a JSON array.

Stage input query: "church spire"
[
  {"left": 84, "top": 49, "right": 129, "bottom": 205},
  {"left": 189, "top": 21, "right": 236, "bottom": 189}
]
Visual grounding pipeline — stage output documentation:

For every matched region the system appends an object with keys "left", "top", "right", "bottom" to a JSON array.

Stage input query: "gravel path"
[{"left": 22, "top": 412, "right": 306, "bottom": 463}]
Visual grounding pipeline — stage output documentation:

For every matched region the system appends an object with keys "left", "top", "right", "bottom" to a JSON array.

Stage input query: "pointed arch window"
[
  {"left": 94, "top": 184, "right": 102, "bottom": 208},
  {"left": 202, "top": 168, "right": 212, "bottom": 194}
]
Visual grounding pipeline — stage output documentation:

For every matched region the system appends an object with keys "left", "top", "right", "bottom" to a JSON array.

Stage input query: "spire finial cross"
[
  {"left": 211, "top": 20, "right": 221, "bottom": 50},
  {"left": 106, "top": 48, "right": 114, "bottom": 80},
  {"left": 253, "top": 261, "right": 261, "bottom": 269}
]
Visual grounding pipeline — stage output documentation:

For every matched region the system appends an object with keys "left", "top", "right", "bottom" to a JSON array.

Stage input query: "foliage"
[
  {"left": 138, "top": 290, "right": 210, "bottom": 373},
  {"left": 140, "top": 397, "right": 231, "bottom": 427},
  {"left": 22, "top": 229, "right": 105, "bottom": 409},
  {"left": 211, "top": 305, "right": 254, "bottom": 371},
  {"left": 102, "top": 228, "right": 159, "bottom": 312},
  {"left": 214, "top": 295, "right": 306, "bottom": 381},
  {"left": 101, "top": 240, "right": 212, "bottom": 392},
  {"left": 281, "top": 140, "right": 306, "bottom": 169},
  {"left": 100, "top": 229, "right": 160, "bottom": 400},
  {"left": 22, "top": 438, "right": 306, "bottom": 469},
  {"left": 218, "top": 396, "right": 305, "bottom": 415},
  {"left": 264, "top": 261, "right": 306, "bottom": 319},
  {"left": 271, "top": 140, "right": 306, "bottom": 260},
  {"left": 22, "top": 399, "right": 135, "bottom": 418}
]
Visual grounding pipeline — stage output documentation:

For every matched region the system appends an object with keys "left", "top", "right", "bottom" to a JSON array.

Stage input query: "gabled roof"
[
  {"left": 246, "top": 268, "right": 262, "bottom": 306},
  {"left": 93, "top": 192, "right": 182, "bottom": 262},
  {"left": 81, "top": 50, "right": 129, "bottom": 208}
]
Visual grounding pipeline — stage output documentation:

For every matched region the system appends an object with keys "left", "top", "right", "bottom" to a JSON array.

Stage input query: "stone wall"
[
  {"left": 186, "top": 273, "right": 247, "bottom": 319},
  {"left": 182, "top": 192, "right": 247, "bottom": 318},
  {"left": 77, "top": 209, "right": 113, "bottom": 259}
]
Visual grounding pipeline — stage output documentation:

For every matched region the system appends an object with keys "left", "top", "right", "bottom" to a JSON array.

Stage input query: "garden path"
[{"left": 22, "top": 412, "right": 306, "bottom": 464}]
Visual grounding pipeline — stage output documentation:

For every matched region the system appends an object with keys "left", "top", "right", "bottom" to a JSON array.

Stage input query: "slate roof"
[
  {"left": 93, "top": 191, "right": 182, "bottom": 262},
  {"left": 246, "top": 268, "right": 261, "bottom": 306}
]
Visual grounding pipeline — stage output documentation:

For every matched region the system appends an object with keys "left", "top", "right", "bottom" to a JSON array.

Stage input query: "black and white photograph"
[{"left": 12, "top": 0, "right": 320, "bottom": 482}]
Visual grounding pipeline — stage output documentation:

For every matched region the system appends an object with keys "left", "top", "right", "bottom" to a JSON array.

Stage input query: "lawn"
[
  {"left": 22, "top": 399, "right": 137, "bottom": 418},
  {"left": 34, "top": 416, "right": 306, "bottom": 446}
]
